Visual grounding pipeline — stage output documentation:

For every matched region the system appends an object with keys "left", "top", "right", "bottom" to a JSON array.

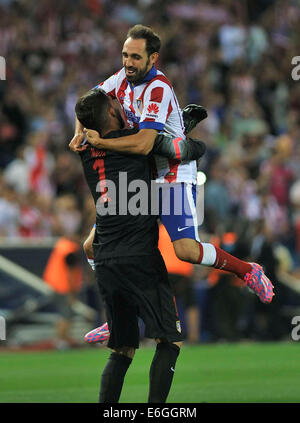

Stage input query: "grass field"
[{"left": 0, "top": 342, "right": 299, "bottom": 403}]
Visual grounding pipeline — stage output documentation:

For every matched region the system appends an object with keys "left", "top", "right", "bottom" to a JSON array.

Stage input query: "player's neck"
[{"left": 101, "top": 123, "right": 121, "bottom": 137}]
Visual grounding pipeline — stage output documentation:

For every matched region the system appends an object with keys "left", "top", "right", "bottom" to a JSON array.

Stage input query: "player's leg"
[
  {"left": 173, "top": 237, "right": 252, "bottom": 279},
  {"left": 160, "top": 182, "right": 274, "bottom": 304},
  {"left": 83, "top": 224, "right": 110, "bottom": 343},
  {"left": 135, "top": 252, "right": 183, "bottom": 403},
  {"left": 95, "top": 258, "right": 140, "bottom": 403},
  {"left": 148, "top": 338, "right": 181, "bottom": 403},
  {"left": 99, "top": 346, "right": 135, "bottom": 403}
]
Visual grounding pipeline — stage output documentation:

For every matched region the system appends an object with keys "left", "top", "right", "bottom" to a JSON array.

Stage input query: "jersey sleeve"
[
  {"left": 139, "top": 81, "right": 173, "bottom": 131},
  {"left": 94, "top": 70, "right": 121, "bottom": 99}
]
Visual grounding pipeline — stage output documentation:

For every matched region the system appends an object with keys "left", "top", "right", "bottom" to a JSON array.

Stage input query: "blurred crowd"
[{"left": 1, "top": 0, "right": 300, "bottom": 341}]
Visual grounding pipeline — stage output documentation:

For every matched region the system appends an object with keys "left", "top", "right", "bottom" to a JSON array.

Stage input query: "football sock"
[
  {"left": 213, "top": 246, "right": 252, "bottom": 279},
  {"left": 197, "top": 243, "right": 252, "bottom": 279},
  {"left": 148, "top": 342, "right": 180, "bottom": 403},
  {"left": 99, "top": 352, "right": 132, "bottom": 403}
]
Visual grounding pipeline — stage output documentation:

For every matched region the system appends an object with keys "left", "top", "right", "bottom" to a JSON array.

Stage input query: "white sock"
[{"left": 200, "top": 243, "right": 217, "bottom": 266}]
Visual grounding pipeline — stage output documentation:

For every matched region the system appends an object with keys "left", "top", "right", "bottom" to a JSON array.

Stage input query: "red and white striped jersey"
[{"left": 95, "top": 66, "right": 197, "bottom": 183}]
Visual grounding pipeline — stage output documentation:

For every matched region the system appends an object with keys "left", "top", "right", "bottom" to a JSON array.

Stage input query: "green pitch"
[{"left": 1, "top": 342, "right": 299, "bottom": 403}]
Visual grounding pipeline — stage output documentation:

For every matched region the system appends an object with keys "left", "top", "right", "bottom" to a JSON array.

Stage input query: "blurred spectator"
[
  {"left": 54, "top": 194, "right": 82, "bottom": 236},
  {"left": 0, "top": 181, "right": 20, "bottom": 238},
  {"left": 205, "top": 232, "right": 251, "bottom": 342},
  {"left": 3, "top": 146, "right": 29, "bottom": 193},
  {"left": 43, "top": 234, "right": 83, "bottom": 349}
]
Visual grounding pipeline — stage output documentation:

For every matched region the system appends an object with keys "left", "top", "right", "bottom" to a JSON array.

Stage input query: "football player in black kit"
[{"left": 75, "top": 87, "right": 206, "bottom": 403}]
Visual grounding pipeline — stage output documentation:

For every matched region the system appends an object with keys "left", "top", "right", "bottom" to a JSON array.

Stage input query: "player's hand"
[
  {"left": 69, "top": 132, "right": 87, "bottom": 153},
  {"left": 83, "top": 128, "right": 102, "bottom": 148}
]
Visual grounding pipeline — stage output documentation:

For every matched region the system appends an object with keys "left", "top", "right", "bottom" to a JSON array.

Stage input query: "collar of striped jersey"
[{"left": 127, "top": 65, "right": 157, "bottom": 88}]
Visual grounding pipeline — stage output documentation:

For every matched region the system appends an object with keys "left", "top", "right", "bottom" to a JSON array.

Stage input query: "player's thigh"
[
  {"left": 94, "top": 260, "right": 140, "bottom": 350},
  {"left": 159, "top": 182, "right": 201, "bottom": 243},
  {"left": 135, "top": 253, "right": 183, "bottom": 344}
]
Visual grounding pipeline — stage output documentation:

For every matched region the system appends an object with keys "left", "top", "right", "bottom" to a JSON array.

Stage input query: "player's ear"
[
  {"left": 108, "top": 105, "right": 117, "bottom": 119},
  {"left": 150, "top": 52, "right": 159, "bottom": 65}
]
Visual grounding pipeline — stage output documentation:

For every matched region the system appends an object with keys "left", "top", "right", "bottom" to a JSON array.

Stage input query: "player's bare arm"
[
  {"left": 69, "top": 116, "right": 87, "bottom": 153},
  {"left": 84, "top": 127, "right": 157, "bottom": 155}
]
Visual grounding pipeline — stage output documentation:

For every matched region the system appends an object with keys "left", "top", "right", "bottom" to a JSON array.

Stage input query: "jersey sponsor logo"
[{"left": 147, "top": 103, "right": 159, "bottom": 114}]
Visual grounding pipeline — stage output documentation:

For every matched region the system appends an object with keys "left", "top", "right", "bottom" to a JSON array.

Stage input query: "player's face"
[{"left": 122, "top": 38, "right": 156, "bottom": 84}]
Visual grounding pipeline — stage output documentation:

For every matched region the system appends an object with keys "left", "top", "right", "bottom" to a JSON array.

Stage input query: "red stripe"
[
  {"left": 117, "top": 77, "right": 128, "bottom": 106},
  {"left": 172, "top": 137, "right": 182, "bottom": 159},
  {"left": 152, "top": 75, "right": 185, "bottom": 133},
  {"left": 129, "top": 89, "right": 135, "bottom": 114},
  {"left": 173, "top": 296, "right": 179, "bottom": 318},
  {"left": 106, "top": 88, "right": 116, "bottom": 99},
  {"left": 150, "top": 74, "right": 173, "bottom": 90},
  {"left": 166, "top": 102, "right": 173, "bottom": 120},
  {"left": 140, "top": 74, "right": 172, "bottom": 104},
  {"left": 164, "top": 159, "right": 181, "bottom": 183},
  {"left": 150, "top": 86, "right": 164, "bottom": 102},
  {"left": 116, "top": 77, "right": 129, "bottom": 124}
]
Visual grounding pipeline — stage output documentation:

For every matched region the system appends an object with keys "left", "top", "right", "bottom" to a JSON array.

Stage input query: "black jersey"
[{"left": 80, "top": 128, "right": 159, "bottom": 260}]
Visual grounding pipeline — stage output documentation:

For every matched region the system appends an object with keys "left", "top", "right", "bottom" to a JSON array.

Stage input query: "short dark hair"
[
  {"left": 75, "top": 88, "right": 110, "bottom": 134},
  {"left": 126, "top": 24, "right": 161, "bottom": 56}
]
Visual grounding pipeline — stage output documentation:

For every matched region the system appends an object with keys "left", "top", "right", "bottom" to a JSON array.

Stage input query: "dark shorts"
[
  {"left": 94, "top": 251, "right": 183, "bottom": 349},
  {"left": 168, "top": 273, "right": 197, "bottom": 309}
]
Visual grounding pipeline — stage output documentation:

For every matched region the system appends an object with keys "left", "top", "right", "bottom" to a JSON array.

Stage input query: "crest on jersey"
[
  {"left": 136, "top": 98, "right": 143, "bottom": 114},
  {"left": 147, "top": 103, "right": 159, "bottom": 114},
  {"left": 176, "top": 320, "right": 182, "bottom": 333}
]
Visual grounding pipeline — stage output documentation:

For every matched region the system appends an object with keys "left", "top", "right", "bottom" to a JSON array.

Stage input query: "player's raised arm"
[
  {"left": 69, "top": 116, "right": 86, "bottom": 153},
  {"left": 84, "top": 128, "right": 157, "bottom": 155}
]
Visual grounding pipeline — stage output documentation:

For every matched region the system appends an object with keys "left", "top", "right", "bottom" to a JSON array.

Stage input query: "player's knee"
[
  {"left": 156, "top": 338, "right": 182, "bottom": 350},
  {"left": 113, "top": 346, "right": 136, "bottom": 359},
  {"left": 173, "top": 341, "right": 182, "bottom": 349}
]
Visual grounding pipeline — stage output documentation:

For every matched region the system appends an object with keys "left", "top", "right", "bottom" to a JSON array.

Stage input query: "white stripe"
[{"left": 185, "top": 183, "right": 200, "bottom": 242}]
